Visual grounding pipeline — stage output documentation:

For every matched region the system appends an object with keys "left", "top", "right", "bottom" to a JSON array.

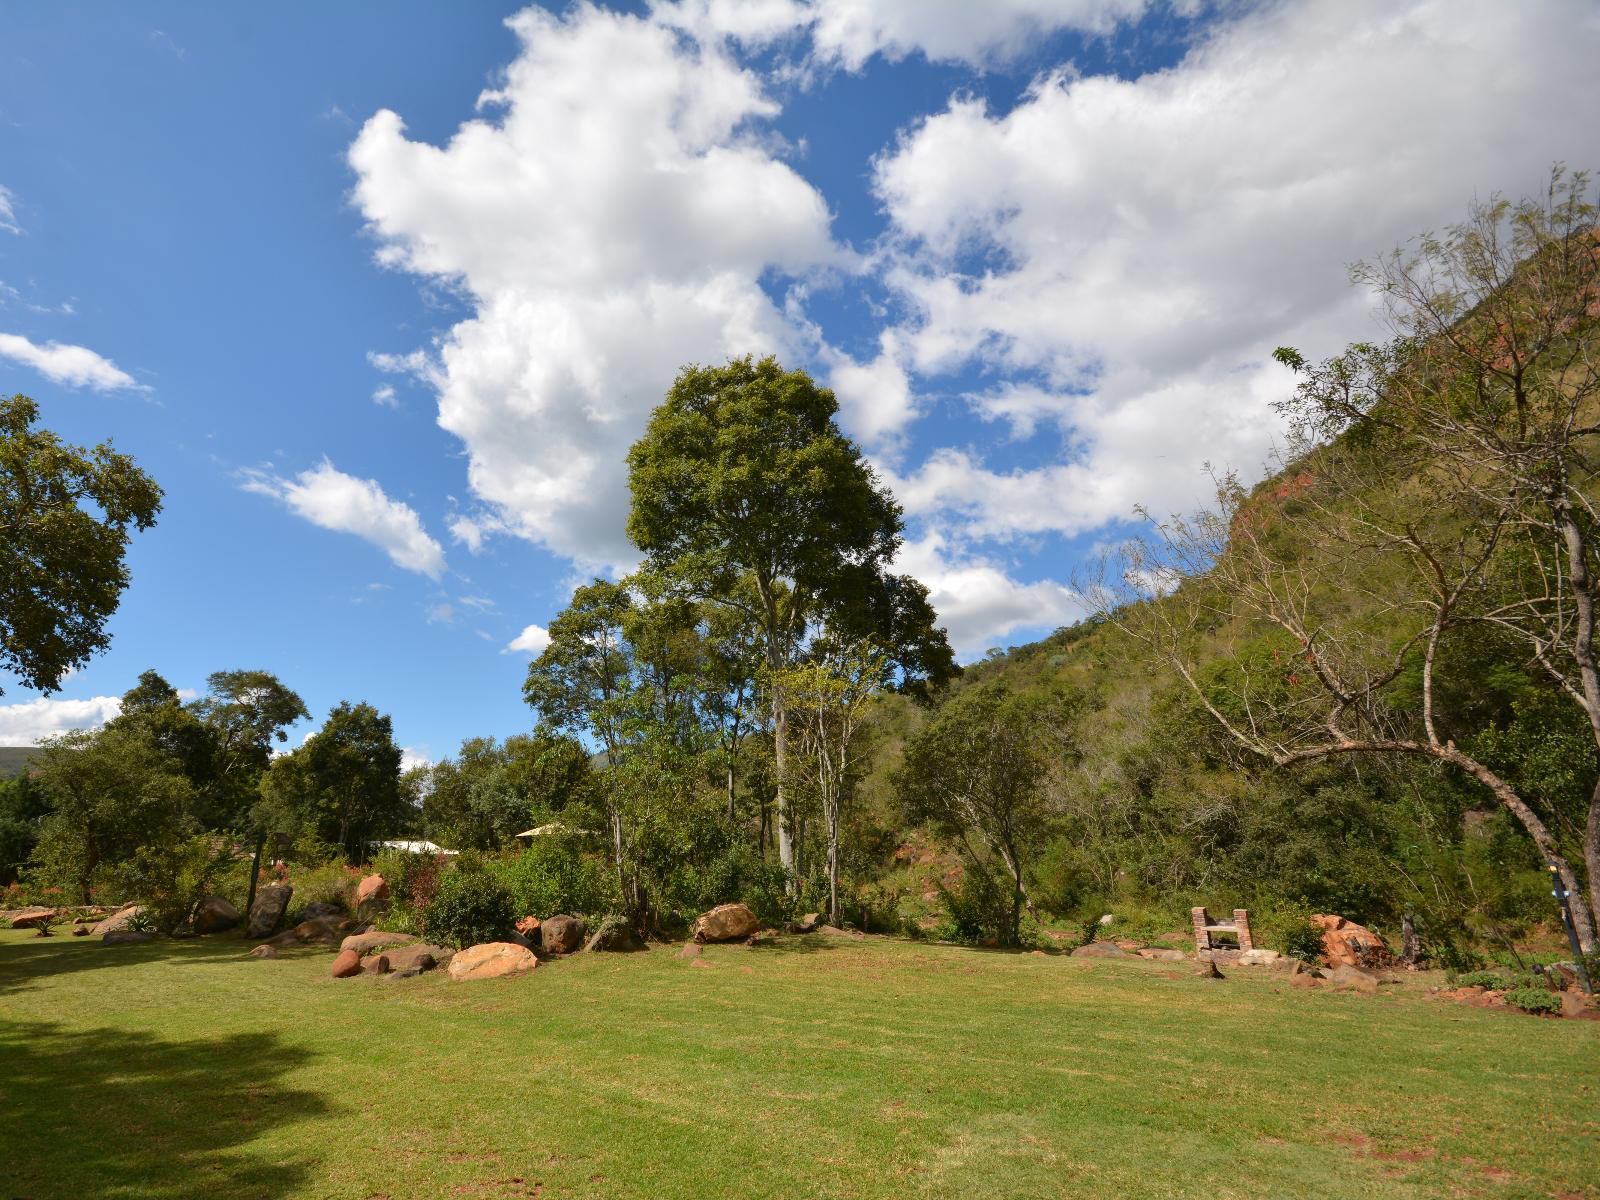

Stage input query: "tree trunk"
[
  {"left": 726, "top": 763, "right": 736, "bottom": 826},
  {"left": 825, "top": 790, "right": 841, "bottom": 926},
  {"left": 1553, "top": 500, "right": 1600, "bottom": 949}
]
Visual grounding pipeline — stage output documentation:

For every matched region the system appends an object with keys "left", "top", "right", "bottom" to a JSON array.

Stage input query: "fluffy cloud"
[
  {"left": 242, "top": 459, "right": 446, "bottom": 579},
  {"left": 659, "top": 0, "right": 1155, "bottom": 67},
  {"left": 0, "top": 333, "right": 142, "bottom": 392},
  {"left": 808, "top": 0, "right": 1153, "bottom": 68},
  {"left": 872, "top": 0, "right": 1600, "bottom": 538},
  {"left": 896, "top": 533, "right": 1082, "bottom": 658},
  {"left": 349, "top": 4, "right": 841, "bottom": 569},
  {"left": 0, "top": 186, "right": 18, "bottom": 234},
  {"left": 400, "top": 746, "right": 433, "bottom": 774},
  {"left": 504, "top": 623, "right": 551, "bottom": 656},
  {"left": 0, "top": 695, "right": 122, "bottom": 745}
]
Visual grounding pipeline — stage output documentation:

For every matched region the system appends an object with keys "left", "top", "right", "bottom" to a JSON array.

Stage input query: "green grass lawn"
[{"left": 1, "top": 929, "right": 1595, "bottom": 1200}]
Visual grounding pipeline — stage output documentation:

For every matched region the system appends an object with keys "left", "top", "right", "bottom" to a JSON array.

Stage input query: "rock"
[
  {"left": 102, "top": 930, "right": 154, "bottom": 945},
  {"left": 506, "top": 929, "right": 537, "bottom": 952},
  {"left": 1029, "top": 949, "right": 1048, "bottom": 957},
  {"left": 515, "top": 915, "right": 542, "bottom": 939},
  {"left": 10, "top": 906, "right": 57, "bottom": 929},
  {"left": 447, "top": 941, "right": 538, "bottom": 982},
  {"left": 818, "top": 924, "right": 865, "bottom": 938},
  {"left": 339, "top": 930, "right": 418, "bottom": 956},
  {"left": 786, "top": 913, "right": 821, "bottom": 934},
  {"left": 248, "top": 944, "right": 278, "bottom": 959},
  {"left": 360, "top": 953, "right": 390, "bottom": 976},
  {"left": 1311, "top": 914, "right": 1391, "bottom": 968},
  {"left": 1197, "top": 959, "right": 1226, "bottom": 980},
  {"left": 192, "top": 897, "right": 240, "bottom": 935},
  {"left": 1113, "top": 939, "right": 1144, "bottom": 951},
  {"left": 689, "top": 958, "right": 713, "bottom": 969},
  {"left": 354, "top": 874, "right": 388, "bottom": 907},
  {"left": 92, "top": 905, "right": 144, "bottom": 936},
  {"left": 1560, "top": 990, "right": 1593, "bottom": 1019},
  {"left": 301, "top": 901, "right": 345, "bottom": 922},
  {"left": 1097, "top": 913, "right": 1114, "bottom": 926},
  {"left": 330, "top": 949, "right": 362, "bottom": 978},
  {"left": 692, "top": 903, "right": 759, "bottom": 944},
  {"left": 246, "top": 884, "right": 293, "bottom": 939},
  {"left": 71, "top": 925, "right": 88, "bottom": 937},
  {"left": 270, "top": 916, "right": 347, "bottom": 947},
  {"left": 1289, "top": 973, "right": 1320, "bottom": 990},
  {"left": 1070, "top": 942, "right": 1126, "bottom": 959},
  {"left": 1137, "top": 948, "right": 1185, "bottom": 962},
  {"left": 584, "top": 919, "right": 644, "bottom": 953},
  {"left": 1270, "top": 956, "right": 1309, "bottom": 974},
  {"left": 1325, "top": 964, "right": 1380, "bottom": 994},
  {"left": 678, "top": 942, "right": 703, "bottom": 959},
  {"left": 539, "top": 914, "right": 586, "bottom": 955},
  {"left": 387, "top": 965, "right": 425, "bottom": 980},
  {"left": 385, "top": 944, "right": 447, "bottom": 974},
  {"left": 1237, "top": 948, "right": 1281, "bottom": 967}
]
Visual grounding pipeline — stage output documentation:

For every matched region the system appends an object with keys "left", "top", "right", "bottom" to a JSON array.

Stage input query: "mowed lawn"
[{"left": 1, "top": 929, "right": 1596, "bottom": 1200}]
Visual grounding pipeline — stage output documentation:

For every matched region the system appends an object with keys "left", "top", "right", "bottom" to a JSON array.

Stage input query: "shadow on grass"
[
  {"left": 0, "top": 1018, "right": 328, "bottom": 1199},
  {"left": 0, "top": 932, "right": 293, "bottom": 997}
]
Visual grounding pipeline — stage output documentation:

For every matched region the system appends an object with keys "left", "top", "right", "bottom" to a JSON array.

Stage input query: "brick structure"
[{"left": 1191, "top": 906, "right": 1253, "bottom": 959}]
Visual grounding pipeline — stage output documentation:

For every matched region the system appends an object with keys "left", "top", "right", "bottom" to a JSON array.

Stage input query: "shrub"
[
  {"left": 1504, "top": 987, "right": 1561, "bottom": 1015},
  {"left": 423, "top": 869, "right": 515, "bottom": 948},
  {"left": 371, "top": 849, "right": 445, "bottom": 911},
  {"left": 933, "top": 864, "right": 1013, "bottom": 945},
  {"left": 488, "top": 841, "right": 615, "bottom": 920},
  {"left": 104, "top": 835, "right": 242, "bottom": 934},
  {"left": 285, "top": 863, "right": 358, "bottom": 922},
  {"left": 1454, "top": 970, "right": 1512, "bottom": 991},
  {"left": 1255, "top": 901, "right": 1326, "bottom": 963}
]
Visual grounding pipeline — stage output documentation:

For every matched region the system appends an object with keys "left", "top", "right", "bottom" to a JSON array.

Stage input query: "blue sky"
[{"left": 0, "top": 0, "right": 1595, "bottom": 764}]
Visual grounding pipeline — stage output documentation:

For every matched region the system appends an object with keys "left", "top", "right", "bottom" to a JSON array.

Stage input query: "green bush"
[
  {"left": 933, "top": 864, "right": 1013, "bottom": 945},
  {"left": 104, "top": 835, "right": 242, "bottom": 934},
  {"left": 370, "top": 848, "right": 445, "bottom": 911},
  {"left": 487, "top": 841, "right": 616, "bottom": 920},
  {"left": 285, "top": 863, "right": 357, "bottom": 921},
  {"left": 1454, "top": 970, "right": 1511, "bottom": 991},
  {"left": 1254, "top": 901, "right": 1326, "bottom": 963},
  {"left": 423, "top": 868, "right": 515, "bottom": 948},
  {"left": 1503, "top": 986, "right": 1561, "bottom": 1015}
]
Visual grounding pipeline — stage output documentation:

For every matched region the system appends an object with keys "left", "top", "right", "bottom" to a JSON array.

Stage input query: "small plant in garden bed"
[
  {"left": 1453, "top": 970, "right": 1512, "bottom": 991},
  {"left": 1503, "top": 987, "right": 1561, "bottom": 1015}
]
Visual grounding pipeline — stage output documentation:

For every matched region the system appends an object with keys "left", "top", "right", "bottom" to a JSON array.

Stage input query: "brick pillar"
[
  {"left": 1233, "top": 909, "right": 1253, "bottom": 952},
  {"left": 1191, "top": 907, "right": 1210, "bottom": 954}
]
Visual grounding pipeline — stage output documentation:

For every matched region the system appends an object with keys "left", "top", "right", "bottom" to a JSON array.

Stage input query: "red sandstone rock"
[
  {"left": 330, "top": 948, "right": 362, "bottom": 978},
  {"left": 447, "top": 942, "right": 538, "bottom": 981}
]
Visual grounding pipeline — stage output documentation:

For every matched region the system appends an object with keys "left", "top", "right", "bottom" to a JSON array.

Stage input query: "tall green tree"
[
  {"left": 259, "top": 701, "right": 405, "bottom": 863},
  {"left": 897, "top": 684, "right": 1070, "bottom": 946},
  {"left": 626, "top": 356, "right": 957, "bottom": 878},
  {"left": 30, "top": 726, "right": 196, "bottom": 902},
  {"left": 0, "top": 394, "right": 162, "bottom": 694}
]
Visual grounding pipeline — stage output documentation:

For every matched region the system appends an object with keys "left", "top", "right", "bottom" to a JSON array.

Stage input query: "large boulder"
[
  {"left": 192, "top": 897, "right": 240, "bottom": 935},
  {"left": 1311, "top": 915, "right": 1390, "bottom": 968},
  {"left": 330, "top": 949, "right": 362, "bottom": 978},
  {"left": 354, "top": 874, "right": 389, "bottom": 907},
  {"left": 246, "top": 885, "right": 293, "bottom": 939},
  {"left": 514, "top": 915, "right": 542, "bottom": 938},
  {"left": 92, "top": 905, "right": 144, "bottom": 936},
  {"left": 691, "top": 903, "right": 759, "bottom": 944},
  {"left": 360, "top": 953, "right": 391, "bottom": 976},
  {"left": 786, "top": 913, "right": 821, "bottom": 934},
  {"left": 386, "top": 943, "right": 450, "bottom": 974},
  {"left": 248, "top": 944, "right": 278, "bottom": 959},
  {"left": 10, "top": 907, "right": 58, "bottom": 930},
  {"left": 103, "top": 930, "right": 154, "bottom": 946},
  {"left": 302, "top": 901, "right": 346, "bottom": 922},
  {"left": 1070, "top": 942, "right": 1126, "bottom": 959},
  {"left": 584, "top": 917, "right": 644, "bottom": 953},
  {"left": 268, "top": 916, "right": 351, "bottom": 947},
  {"left": 447, "top": 942, "right": 538, "bottom": 982},
  {"left": 1325, "top": 964, "right": 1381, "bottom": 994},
  {"left": 540, "top": 914, "right": 586, "bottom": 955},
  {"left": 1137, "top": 948, "right": 1186, "bottom": 962},
  {"left": 1237, "top": 948, "right": 1281, "bottom": 967},
  {"left": 339, "top": 930, "right": 418, "bottom": 956}
]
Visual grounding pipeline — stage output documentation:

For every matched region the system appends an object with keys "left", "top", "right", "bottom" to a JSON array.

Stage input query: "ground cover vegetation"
[
  {"left": 1, "top": 926, "right": 1595, "bottom": 1200},
  {"left": 4, "top": 172, "right": 1600, "bottom": 978}
]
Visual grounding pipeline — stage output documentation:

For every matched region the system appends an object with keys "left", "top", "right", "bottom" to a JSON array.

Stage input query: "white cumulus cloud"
[
  {"left": 0, "top": 695, "right": 122, "bottom": 745},
  {"left": 871, "top": 0, "right": 1600, "bottom": 537},
  {"left": 504, "top": 623, "right": 551, "bottom": 656},
  {"left": 242, "top": 459, "right": 446, "bottom": 579},
  {"left": 348, "top": 3, "right": 842, "bottom": 570},
  {"left": 896, "top": 533, "right": 1082, "bottom": 659},
  {"left": 0, "top": 333, "right": 143, "bottom": 392}
]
